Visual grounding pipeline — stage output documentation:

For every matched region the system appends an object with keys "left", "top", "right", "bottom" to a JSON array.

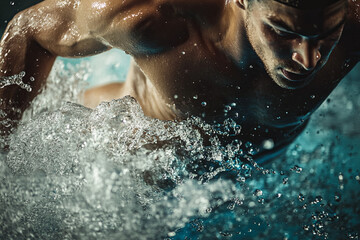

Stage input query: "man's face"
[{"left": 244, "top": 0, "right": 348, "bottom": 89}]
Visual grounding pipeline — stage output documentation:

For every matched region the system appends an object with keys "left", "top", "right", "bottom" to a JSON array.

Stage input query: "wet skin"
[{"left": 0, "top": 0, "right": 359, "bottom": 159}]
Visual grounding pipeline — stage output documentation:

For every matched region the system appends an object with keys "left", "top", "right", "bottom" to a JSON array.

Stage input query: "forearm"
[{"left": 0, "top": 10, "right": 56, "bottom": 135}]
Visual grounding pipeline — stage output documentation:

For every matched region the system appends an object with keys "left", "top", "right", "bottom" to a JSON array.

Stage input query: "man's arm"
[{"left": 0, "top": 0, "right": 110, "bottom": 135}]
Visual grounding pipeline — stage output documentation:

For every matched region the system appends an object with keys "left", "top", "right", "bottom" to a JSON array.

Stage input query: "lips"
[{"left": 281, "top": 69, "right": 312, "bottom": 81}]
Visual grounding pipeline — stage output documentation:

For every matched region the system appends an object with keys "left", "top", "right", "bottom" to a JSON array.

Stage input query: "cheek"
[{"left": 258, "top": 26, "right": 290, "bottom": 58}]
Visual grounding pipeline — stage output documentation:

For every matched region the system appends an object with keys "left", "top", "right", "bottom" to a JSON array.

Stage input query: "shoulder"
[{"left": 76, "top": 0, "right": 226, "bottom": 55}]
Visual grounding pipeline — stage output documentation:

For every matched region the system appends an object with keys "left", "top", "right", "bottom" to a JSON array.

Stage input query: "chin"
[{"left": 272, "top": 75, "right": 312, "bottom": 90}]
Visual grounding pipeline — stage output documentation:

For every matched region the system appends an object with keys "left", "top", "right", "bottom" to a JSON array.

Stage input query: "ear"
[{"left": 235, "top": 0, "right": 247, "bottom": 10}]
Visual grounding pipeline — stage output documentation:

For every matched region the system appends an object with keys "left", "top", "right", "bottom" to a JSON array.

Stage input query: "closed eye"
[{"left": 267, "top": 25, "right": 298, "bottom": 39}]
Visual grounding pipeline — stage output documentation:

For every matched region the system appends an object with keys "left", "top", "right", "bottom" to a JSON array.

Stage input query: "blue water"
[{"left": 59, "top": 49, "right": 131, "bottom": 88}]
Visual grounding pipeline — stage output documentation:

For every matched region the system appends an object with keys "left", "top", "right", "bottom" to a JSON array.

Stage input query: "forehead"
[{"left": 252, "top": 0, "right": 348, "bottom": 34}]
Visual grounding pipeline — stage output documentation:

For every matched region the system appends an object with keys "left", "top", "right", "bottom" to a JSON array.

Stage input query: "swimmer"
[{"left": 0, "top": 0, "right": 359, "bottom": 162}]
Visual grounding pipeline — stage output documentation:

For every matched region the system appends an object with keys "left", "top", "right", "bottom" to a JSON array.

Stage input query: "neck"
[{"left": 217, "top": 2, "right": 260, "bottom": 69}]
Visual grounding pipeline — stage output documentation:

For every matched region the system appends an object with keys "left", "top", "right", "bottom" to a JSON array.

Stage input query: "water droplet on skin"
[
  {"left": 181, "top": 51, "right": 186, "bottom": 55},
  {"left": 174, "top": 95, "right": 178, "bottom": 99}
]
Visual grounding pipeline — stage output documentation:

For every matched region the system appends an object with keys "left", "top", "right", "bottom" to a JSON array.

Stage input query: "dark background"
[{"left": 0, "top": 0, "right": 42, "bottom": 36}]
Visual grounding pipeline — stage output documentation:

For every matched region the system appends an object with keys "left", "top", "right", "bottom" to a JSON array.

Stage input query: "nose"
[{"left": 292, "top": 39, "right": 321, "bottom": 71}]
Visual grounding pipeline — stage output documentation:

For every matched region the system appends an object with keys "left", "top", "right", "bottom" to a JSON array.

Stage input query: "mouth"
[{"left": 281, "top": 68, "right": 313, "bottom": 82}]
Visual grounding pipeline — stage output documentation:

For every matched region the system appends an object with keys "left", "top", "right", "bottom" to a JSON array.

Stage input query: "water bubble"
[
  {"left": 262, "top": 139, "right": 274, "bottom": 150},
  {"left": 0, "top": 71, "right": 32, "bottom": 91},
  {"left": 245, "top": 142, "right": 252, "bottom": 148},
  {"left": 168, "top": 232, "right": 176, "bottom": 237},
  {"left": 338, "top": 172, "right": 344, "bottom": 182},
  {"left": 298, "top": 193, "right": 305, "bottom": 202},
  {"left": 315, "top": 196, "right": 323, "bottom": 203},
  {"left": 193, "top": 95, "right": 198, "bottom": 100},
  {"left": 334, "top": 195, "right": 341, "bottom": 202},
  {"left": 224, "top": 105, "right": 231, "bottom": 111},
  {"left": 201, "top": 101, "right": 207, "bottom": 107},
  {"left": 254, "top": 189, "right": 263, "bottom": 196},
  {"left": 290, "top": 165, "right": 303, "bottom": 173},
  {"left": 283, "top": 177, "right": 289, "bottom": 184}
]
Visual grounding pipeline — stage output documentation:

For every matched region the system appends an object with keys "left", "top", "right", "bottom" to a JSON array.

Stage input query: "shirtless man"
[{"left": 0, "top": 0, "right": 359, "bottom": 162}]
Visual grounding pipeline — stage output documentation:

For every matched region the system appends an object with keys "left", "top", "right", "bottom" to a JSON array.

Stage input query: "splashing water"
[
  {"left": 0, "top": 60, "right": 359, "bottom": 240},
  {"left": 0, "top": 71, "right": 32, "bottom": 92}
]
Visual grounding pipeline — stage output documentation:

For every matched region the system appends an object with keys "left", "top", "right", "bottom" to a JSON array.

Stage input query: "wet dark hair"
[
  {"left": 248, "top": 0, "right": 347, "bottom": 9},
  {"left": 273, "top": 0, "right": 344, "bottom": 9}
]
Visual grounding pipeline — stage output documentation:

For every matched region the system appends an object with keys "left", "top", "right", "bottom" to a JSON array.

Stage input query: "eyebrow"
[{"left": 267, "top": 17, "right": 347, "bottom": 39}]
